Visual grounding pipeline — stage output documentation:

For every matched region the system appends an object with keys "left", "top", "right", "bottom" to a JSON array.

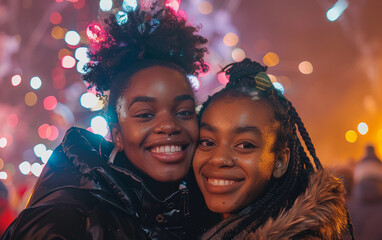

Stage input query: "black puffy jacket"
[{"left": 2, "top": 127, "right": 217, "bottom": 240}]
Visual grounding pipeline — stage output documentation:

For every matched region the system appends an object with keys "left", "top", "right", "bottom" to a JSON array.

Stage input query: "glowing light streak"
[
  {"left": 326, "top": 0, "right": 348, "bottom": 21},
  {"left": 30, "top": 76, "right": 42, "bottom": 90},
  {"left": 11, "top": 74, "right": 22, "bottom": 86}
]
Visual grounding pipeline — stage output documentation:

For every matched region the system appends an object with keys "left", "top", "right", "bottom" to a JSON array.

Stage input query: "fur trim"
[{"left": 246, "top": 170, "right": 348, "bottom": 240}]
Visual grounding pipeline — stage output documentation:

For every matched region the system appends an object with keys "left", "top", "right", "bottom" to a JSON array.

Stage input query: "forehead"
[
  {"left": 202, "top": 96, "right": 277, "bottom": 130},
  {"left": 125, "top": 65, "right": 192, "bottom": 97}
]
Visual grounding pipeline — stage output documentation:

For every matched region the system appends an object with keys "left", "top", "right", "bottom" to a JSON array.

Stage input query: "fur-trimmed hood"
[
  {"left": 202, "top": 170, "right": 349, "bottom": 240},
  {"left": 247, "top": 170, "right": 349, "bottom": 239}
]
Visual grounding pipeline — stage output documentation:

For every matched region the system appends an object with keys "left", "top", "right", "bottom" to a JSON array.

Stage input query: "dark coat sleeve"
[{"left": 1, "top": 203, "right": 90, "bottom": 240}]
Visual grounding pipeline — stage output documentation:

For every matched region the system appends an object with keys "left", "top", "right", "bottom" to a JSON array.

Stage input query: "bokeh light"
[
  {"left": 198, "top": 1, "right": 213, "bottom": 15},
  {"left": 99, "top": 0, "right": 113, "bottom": 11},
  {"left": 273, "top": 82, "right": 285, "bottom": 94},
  {"left": 41, "top": 150, "right": 53, "bottom": 164},
  {"left": 33, "top": 144, "right": 47, "bottom": 158},
  {"left": 30, "top": 76, "right": 42, "bottom": 90},
  {"left": 51, "top": 26, "right": 66, "bottom": 40},
  {"left": 122, "top": 0, "right": 138, "bottom": 12},
  {"left": 11, "top": 74, "right": 22, "bottom": 86},
  {"left": 7, "top": 114, "right": 19, "bottom": 128},
  {"left": 86, "top": 23, "right": 106, "bottom": 43},
  {"left": 19, "top": 161, "right": 31, "bottom": 175},
  {"left": 0, "top": 172, "right": 7, "bottom": 180},
  {"left": 223, "top": 32, "right": 239, "bottom": 47},
  {"left": 80, "top": 92, "right": 99, "bottom": 109},
  {"left": 91, "top": 99, "right": 105, "bottom": 111},
  {"left": 345, "top": 130, "right": 357, "bottom": 143},
  {"left": 58, "top": 48, "right": 71, "bottom": 60},
  {"left": 31, "top": 163, "right": 43, "bottom": 177},
  {"left": 91, "top": 116, "right": 108, "bottom": 137},
  {"left": 65, "top": 30, "right": 81, "bottom": 46},
  {"left": 116, "top": 11, "right": 128, "bottom": 25},
  {"left": 49, "top": 12, "right": 62, "bottom": 25},
  {"left": 299, "top": 61, "right": 313, "bottom": 74},
  {"left": 47, "top": 126, "right": 59, "bottom": 141},
  {"left": 357, "top": 122, "right": 368, "bottom": 135},
  {"left": 165, "top": 0, "right": 181, "bottom": 12},
  {"left": 263, "top": 52, "right": 279, "bottom": 67},
  {"left": 25, "top": 92, "right": 38, "bottom": 106},
  {"left": 187, "top": 75, "right": 200, "bottom": 90},
  {"left": 44, "top": 96, "right": 58, "bottom": 110},
  {"left": 217, "top": 72, "right": 229, "bottom": 85},
  {"left": 232, "top": 48, "right": 245, "bottom": 62},
  {"left": 74, "top": 47, "right": 90, "bottom": 61},
  {"left": 0, "top": 138, "right": 7, "bottom": 148},
  {"left": 61, "top": 55, "right": 76, "bottom": 69},
  {"left": 38, "top": 124, "right": 50, "bottom": 139}
]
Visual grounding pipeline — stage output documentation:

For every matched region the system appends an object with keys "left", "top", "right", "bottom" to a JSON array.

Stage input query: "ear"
[
  {"left": 111, "top": 124, "right": 124, "bottom": 151},
  {"left": 272, "top": 147, "right": 290, "bottom": 178}
]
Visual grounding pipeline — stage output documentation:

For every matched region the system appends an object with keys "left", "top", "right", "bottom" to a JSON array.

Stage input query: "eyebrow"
[
  {"left": 200, "top": 122, "right": 217, "bottom": 132},
  {"left": 200, "top": 123, "right": 261, "bottom": 136},
  {"left": 128, "top": 96, "right": 156, "bottom": 109},
  {"left": 235, "top": 126, "right": 261, "bottom": 136},
  {"left": 174, "top": 94, "right": 195, "bottom": 103},
  {"left": 128, "top": 94, "right": 194, "bottom": 109}
]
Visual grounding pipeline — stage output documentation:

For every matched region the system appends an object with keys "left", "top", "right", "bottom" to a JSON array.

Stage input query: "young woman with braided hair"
[
  {"left": 193, "top": 58, "right": 354, "bottom": 239},
  {"left": 1, "top": 3, "right": 218, "bottom": 239}
]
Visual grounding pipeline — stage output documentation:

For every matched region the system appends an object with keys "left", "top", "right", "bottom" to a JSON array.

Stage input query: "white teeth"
[
  {"left": 208, "top": 178, "right": 236, "bottom": 186},
  {"left": 151, "top": 145, "right": 183, "bottom": 154}
]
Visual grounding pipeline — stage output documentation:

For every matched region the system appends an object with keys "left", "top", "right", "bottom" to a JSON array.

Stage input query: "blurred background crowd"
[{"left": 0, "top": 0, "right": 381, "bottom": 238}]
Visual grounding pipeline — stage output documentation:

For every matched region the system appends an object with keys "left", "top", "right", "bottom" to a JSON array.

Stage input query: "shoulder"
[{"left": 247, "top": 170, "right": 349, "bottom": 239}]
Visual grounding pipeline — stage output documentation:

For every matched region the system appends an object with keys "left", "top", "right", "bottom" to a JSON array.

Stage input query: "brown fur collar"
[{"left": 246, "top": 170, "right": 349, "bottom": 240}]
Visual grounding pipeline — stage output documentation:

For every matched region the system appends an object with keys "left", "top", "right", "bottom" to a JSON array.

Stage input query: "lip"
[
  {"left": 201, "top": 172, "right": 245, "bottom": 194},
  {"left": 146, "top": 138, "right": 190, "bottom": 164}
]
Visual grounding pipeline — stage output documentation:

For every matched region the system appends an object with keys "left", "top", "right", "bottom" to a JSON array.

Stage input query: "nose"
[
  {"left": 154, "top": 114, "right": 181, "bottom": 136},
  {"left": 210, "top": 144, "right": 235, "bottom": 167}
]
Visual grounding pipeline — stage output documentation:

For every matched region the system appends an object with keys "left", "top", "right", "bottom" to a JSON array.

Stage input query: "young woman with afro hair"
[{"left": 1, "top": 2, "right": 218, "bottom": 239}]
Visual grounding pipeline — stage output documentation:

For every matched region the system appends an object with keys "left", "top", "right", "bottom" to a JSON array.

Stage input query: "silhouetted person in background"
[{"left": 348, "top": 144, "right": 382, "bottom": 240}]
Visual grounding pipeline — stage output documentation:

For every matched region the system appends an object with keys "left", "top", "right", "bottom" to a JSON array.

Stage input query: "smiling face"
[
  {"left": 193, "top": 95, "right": 289, "bottom": 216},
  {"left": 112, "top": 65, "right": 199, "bottom": 182}
]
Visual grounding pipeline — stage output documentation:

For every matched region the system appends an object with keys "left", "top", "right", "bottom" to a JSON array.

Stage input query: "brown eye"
[
  {"left": 199, "top": 139, "right": 215, "bottom": 147},
  {"left": 236, "top": 142, "right": 256, "bottom": 149}
]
